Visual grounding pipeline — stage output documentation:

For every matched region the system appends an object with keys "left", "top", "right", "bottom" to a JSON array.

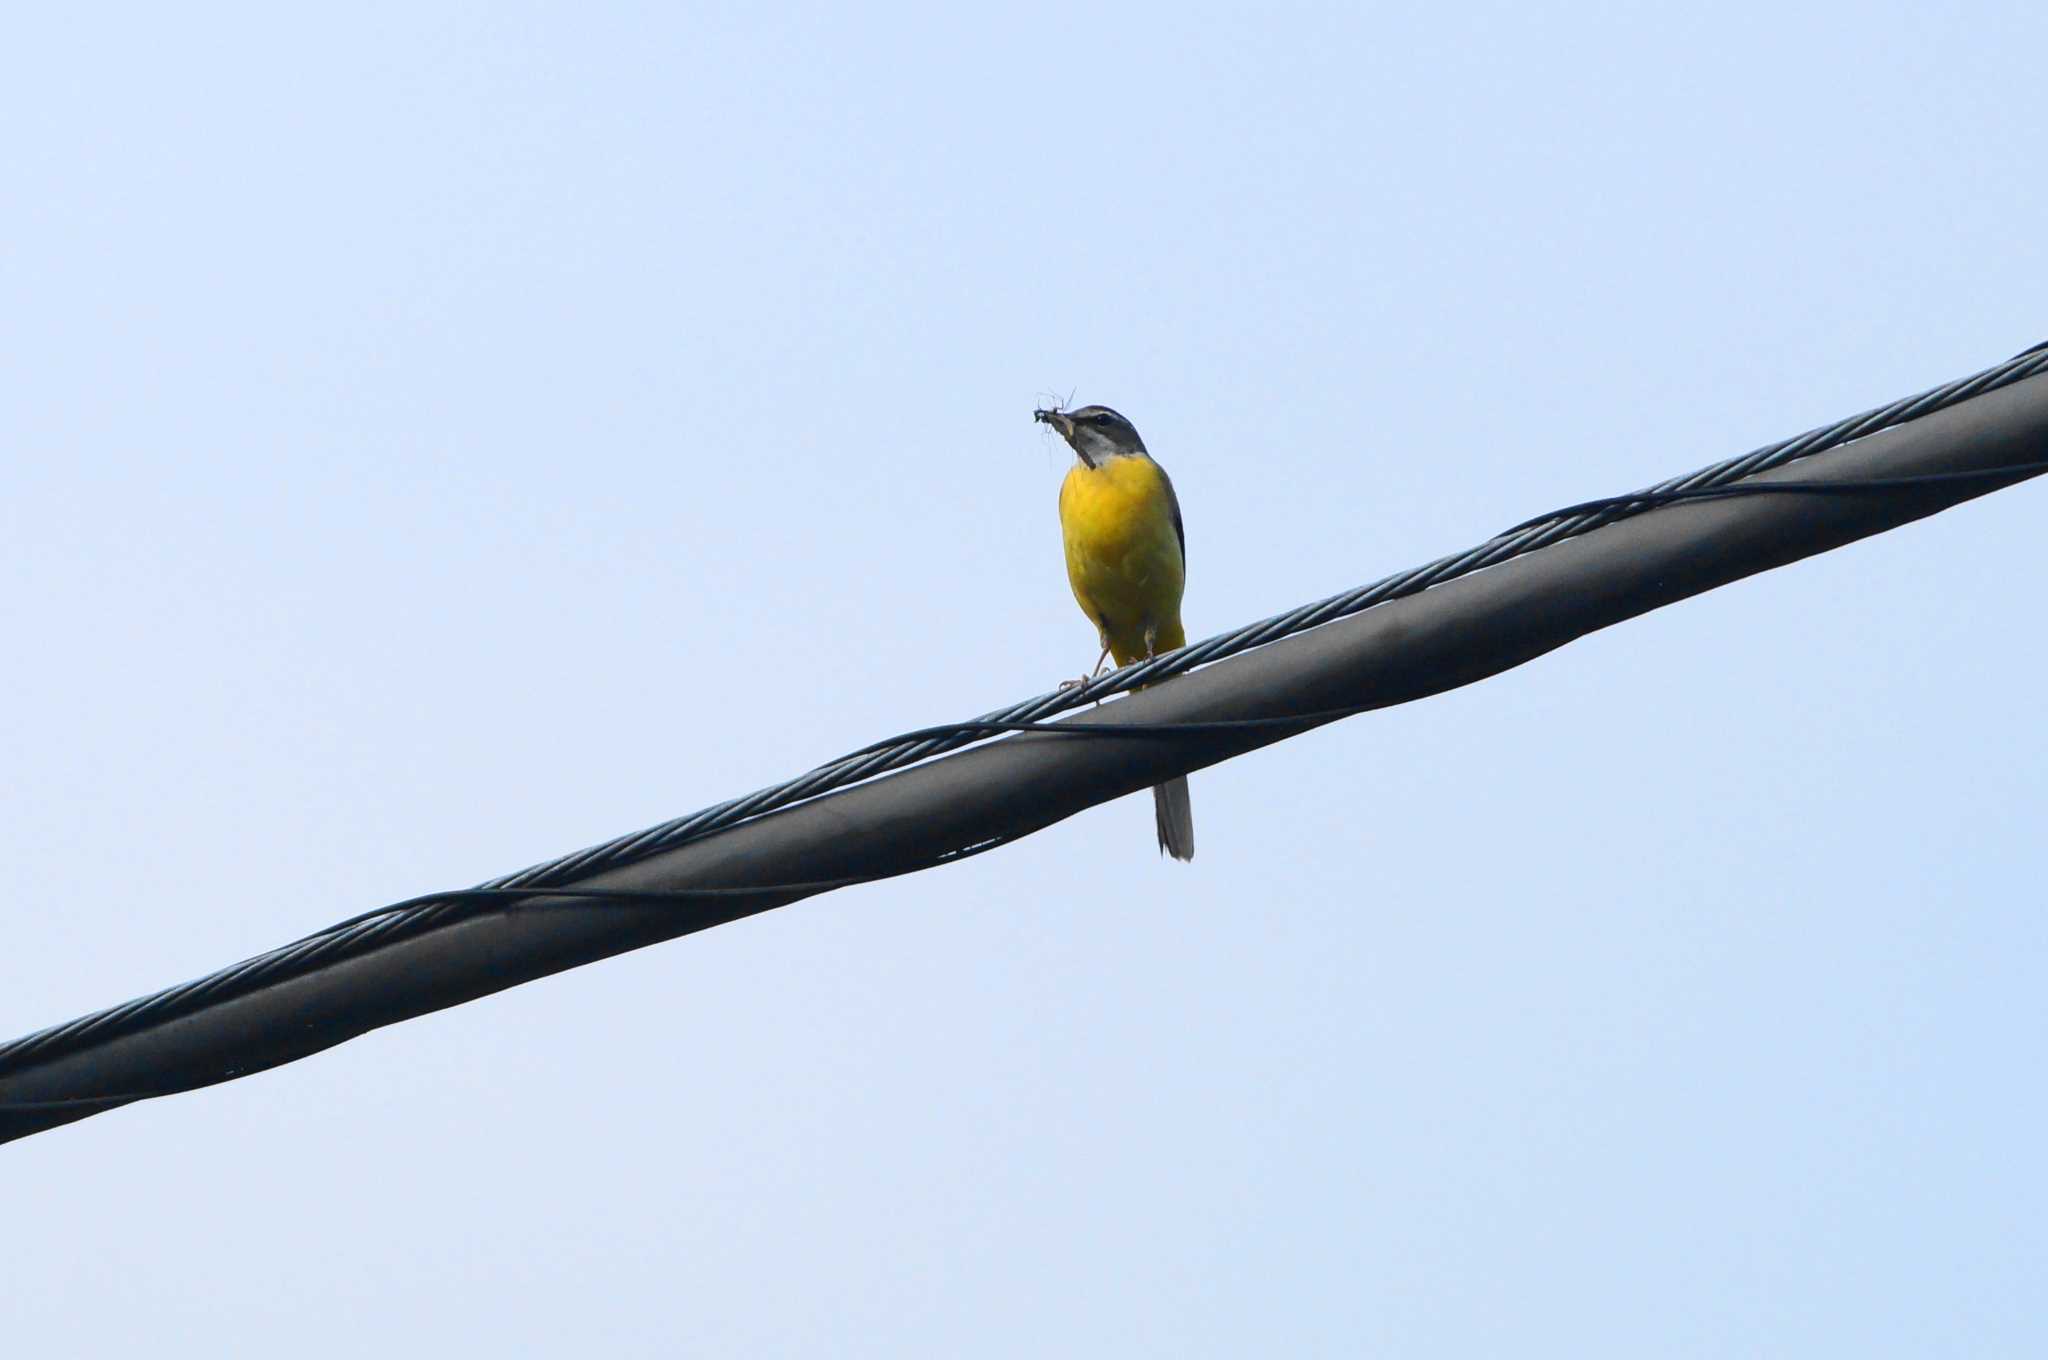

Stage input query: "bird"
[{"left": 1034, "top": 403, "right": 1195, "bottom": 861}]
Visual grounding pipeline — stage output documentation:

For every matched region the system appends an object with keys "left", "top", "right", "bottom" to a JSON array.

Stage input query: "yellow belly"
[{"left": 1059, "top": 455, "right": 1186, "bottom": 665}]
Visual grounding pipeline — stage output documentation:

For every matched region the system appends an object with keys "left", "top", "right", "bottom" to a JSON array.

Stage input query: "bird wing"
[{"left": 1160, "top": 465, "right": 1186, "bottom": 567}]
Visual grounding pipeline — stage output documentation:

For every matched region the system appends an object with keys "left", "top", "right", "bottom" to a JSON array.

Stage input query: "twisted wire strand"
[{"left": 6, "top": 345, "right": 2046, "bottom": 1075}]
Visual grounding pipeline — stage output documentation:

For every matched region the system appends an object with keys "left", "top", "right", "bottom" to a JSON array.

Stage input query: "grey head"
[{"left": 1034, "top": 403, "right": 1148, "bottom": 469}]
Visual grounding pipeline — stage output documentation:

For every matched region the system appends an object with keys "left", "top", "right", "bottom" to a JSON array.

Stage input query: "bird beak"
[{"left": 1034, "top": 408, "right": 1074, "bottom": 438}]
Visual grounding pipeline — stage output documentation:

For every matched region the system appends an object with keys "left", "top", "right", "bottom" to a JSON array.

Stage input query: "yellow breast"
[{"left": 1059, "top": 454, "right": 1186, "bottom": 666}]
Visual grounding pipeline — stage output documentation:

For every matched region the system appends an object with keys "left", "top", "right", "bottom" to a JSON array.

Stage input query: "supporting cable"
[{"left": 5, "top": 343, "right": 2048, "bottom": 1142}]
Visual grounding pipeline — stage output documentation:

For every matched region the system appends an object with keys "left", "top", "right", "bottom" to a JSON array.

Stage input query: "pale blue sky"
[{"left": 5, "top": 4, "right": 2046, "bottom": 1355}]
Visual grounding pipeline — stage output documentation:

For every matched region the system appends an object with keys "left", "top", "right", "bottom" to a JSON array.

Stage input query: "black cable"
[
  {"left": 1500, "top": 460, "right": 2048, "bottom": 535},
  {"left": 0, "top": 836, "right": 1024, "bottom": 1112},
  {"left": 5, "top": 348, "right": 2047, "bottom": 1111}
]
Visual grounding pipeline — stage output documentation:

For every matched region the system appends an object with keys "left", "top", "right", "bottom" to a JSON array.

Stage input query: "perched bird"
[{"left": 1035, "top": 403, "right": 1195, "bottom": 861}]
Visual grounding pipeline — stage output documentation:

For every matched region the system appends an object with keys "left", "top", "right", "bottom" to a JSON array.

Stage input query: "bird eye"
[{"left": 1090, "top": 413, "right": 1115, "bottom": 425}]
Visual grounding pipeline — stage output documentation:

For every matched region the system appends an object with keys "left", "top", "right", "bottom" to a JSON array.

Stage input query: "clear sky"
[{"left": 5, "top": 4, "right": 2045, "bottom": 1355}]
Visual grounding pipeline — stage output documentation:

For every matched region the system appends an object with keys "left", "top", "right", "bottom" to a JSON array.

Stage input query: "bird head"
[{"left": 1034, "top": 404, "right": 1148, "bottom": 469}]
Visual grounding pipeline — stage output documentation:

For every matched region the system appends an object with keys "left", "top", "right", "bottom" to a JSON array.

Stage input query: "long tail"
[{"left": 1153, "top": 777, "right": 1194, "bottom": 861}]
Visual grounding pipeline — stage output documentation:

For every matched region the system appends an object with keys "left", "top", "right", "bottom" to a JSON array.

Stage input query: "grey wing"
[{"left": 1161, "top": 467, "right": 1186, "bottom": 568}]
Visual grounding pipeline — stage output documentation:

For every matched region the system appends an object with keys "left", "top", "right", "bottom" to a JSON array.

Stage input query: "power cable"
[{"left": 4, "top": 343, "right": 2046, "bottom": 1136}]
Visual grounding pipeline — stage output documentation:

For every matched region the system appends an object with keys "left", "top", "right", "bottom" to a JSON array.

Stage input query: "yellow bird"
[{"left": 1035, "top": 403, "right": 1195, "bottom": 861}]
